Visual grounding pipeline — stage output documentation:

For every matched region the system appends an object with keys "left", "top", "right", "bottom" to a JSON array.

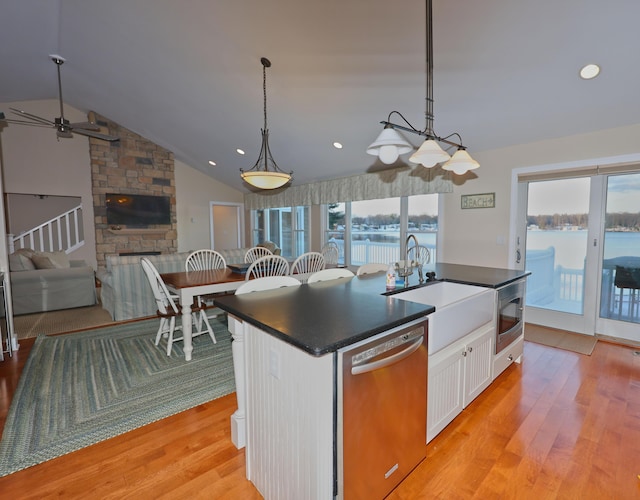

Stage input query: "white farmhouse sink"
[{"left": 394, "top": 282, "right": 494, "bottom": 354}]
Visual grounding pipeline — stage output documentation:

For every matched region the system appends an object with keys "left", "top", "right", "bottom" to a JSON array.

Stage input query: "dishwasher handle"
[{"left": 351, "top": 336, "right": 423, "bottom": 375}]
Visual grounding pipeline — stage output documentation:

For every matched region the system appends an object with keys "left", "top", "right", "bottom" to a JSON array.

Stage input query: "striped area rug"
[{"left": 0, "top": 318, "right": 235, "bottom": 477}]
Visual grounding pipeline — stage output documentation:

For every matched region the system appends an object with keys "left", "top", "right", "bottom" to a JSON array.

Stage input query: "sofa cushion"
[
  {"left": 9, "top": 248, "right": 37, "bottom": 272},
  {"left": 31, "top": 251, "right": 71, "bottom": 270}
]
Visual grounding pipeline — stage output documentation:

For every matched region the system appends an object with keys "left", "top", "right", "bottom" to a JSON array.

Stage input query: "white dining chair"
[
  {"left": 244, "top": 246, "right": 273, "bottom": 263},
  {"left": 245, "top": 254, "right": 290, "bottom": 280},
  {"left": 307, "top": 267, "right": 355, "bottom": 283},
  {"left": 356, "top": 262, "right": 388, "bottom": 276},
  {"left": 141, "top": 257, "right": 216, "bottom": 356},
  {"left": 185, "top": 249, "right": 227, "bottom": 325},
  {"left": 321, "top": 242, "right": 340, "bottom": 265},
  {"left": 290, "top": 251, "right": 325, "bottom": 275},
  {"left": 236, "top": 276, "right": 301, "bottom": 295},
  {"left": 407, "top": 244, "right": 431, "bottom": 266},
  {"left": 186, "top": 249, "right": 227, "bottom": 272}
]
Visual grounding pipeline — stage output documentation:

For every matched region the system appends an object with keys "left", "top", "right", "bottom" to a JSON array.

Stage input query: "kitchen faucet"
[{"left": 406, "top": 233, "right": 425, "bottom": 284}]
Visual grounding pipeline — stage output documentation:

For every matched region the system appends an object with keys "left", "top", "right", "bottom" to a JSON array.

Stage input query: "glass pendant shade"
[
  {"left": 240, "top": 170, "right": 291, "bottom": 189},
  {"left": 366, "top": 127, "right": 413, "bottom": 164},
  {"left": 409, "top": 139, "right": 451, "bottom": 167},
  {"left": 442, "top": 149, "right": 480, "bottom": 175}
]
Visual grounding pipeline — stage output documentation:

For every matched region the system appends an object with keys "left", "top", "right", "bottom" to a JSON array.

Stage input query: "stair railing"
[{"left": 7, "top": 204, "right": 85, "bottom": 254}]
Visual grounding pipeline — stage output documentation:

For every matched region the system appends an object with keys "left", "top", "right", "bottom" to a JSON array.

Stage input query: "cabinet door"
[
  {"left": 463, "top": 326, "right": 494, "bottom": 407},
  {"left": 427, "top": 346, "right": 464, "bottom": 443}
]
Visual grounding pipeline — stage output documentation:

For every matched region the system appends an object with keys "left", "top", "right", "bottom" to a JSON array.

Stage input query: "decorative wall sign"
[{"left": 461, "top": 192, "right": 495, "bottom": 209}]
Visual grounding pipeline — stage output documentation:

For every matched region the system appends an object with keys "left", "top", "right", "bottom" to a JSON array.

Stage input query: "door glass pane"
[
  {"left": 293, "top": 206, "right": 310, "bottom": 257},
  {"left": 326, "top": 203, "right": 345, "bottom": 264},
  {"left": 600, "top": 172, "right": 640, "bottom": 323},
  {"left": 252, "top": 209, "right": 265, "bottom": 245},
  {"left": 350, "top": 198, "right": 401, "bottom": 265},
  {"left": 525, "top": 178, "right": 590, "bottom": 314},
  {"left": 407, "top": 194, "right": 438, "bottom": 269}
]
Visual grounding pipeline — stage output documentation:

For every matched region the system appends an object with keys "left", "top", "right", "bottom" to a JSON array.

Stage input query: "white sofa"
[
  {"left": 9, "top": 249, "right": 97, "bottom": 315},
  {"left": 97, "top": 247, "right": 257, "bottom": 321}
]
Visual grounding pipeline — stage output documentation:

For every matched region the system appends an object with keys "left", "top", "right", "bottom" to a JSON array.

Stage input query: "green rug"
[{"left": 0, "top": 318, "right": 235, "bottom": 477}]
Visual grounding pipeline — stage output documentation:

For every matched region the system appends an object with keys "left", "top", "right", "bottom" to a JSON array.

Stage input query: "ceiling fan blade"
[
  {"left": 71, "top": 127, "right": 120, "bottom": 142},
  {"left": 69, "top": 122, "right": 101, "bottom": 131},
  {"left": 1, "top": 118, "right": 55, "bottom": 128},
  {"left": 10, "top": 108, "right": 54, "bottom": 126}
]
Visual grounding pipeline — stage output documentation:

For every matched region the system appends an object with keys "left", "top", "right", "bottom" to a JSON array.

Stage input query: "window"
[
  {"left": 252, "top": 206, "right": 310, "bottom": 258},
  {"left": 351, "top": 198, "right": 401, "bottom": 265},
  {"left": 323, "top": 194, "right": 439, "bottom": 267}
]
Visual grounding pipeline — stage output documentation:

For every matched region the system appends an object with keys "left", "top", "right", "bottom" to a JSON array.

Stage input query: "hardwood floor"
[{"left": 1, "top": 337, "right": 639, "bottom": 499}]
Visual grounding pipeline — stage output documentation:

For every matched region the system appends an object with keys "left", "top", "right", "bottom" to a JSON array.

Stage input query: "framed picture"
[{"left": 461, "top": 192, "right": 495, "bottom": 209}]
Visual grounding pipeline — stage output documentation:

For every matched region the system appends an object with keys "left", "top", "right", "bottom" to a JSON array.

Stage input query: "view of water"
[{"left": 527, "top": 230, "right": 640, "bottom": 269}]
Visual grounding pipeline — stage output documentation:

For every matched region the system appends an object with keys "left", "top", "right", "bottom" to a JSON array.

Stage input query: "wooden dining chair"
[
  {"left": 185, "top": 249, "right": 227, "bottom": 325},
  {"left": 244, "top": 246, "right": 273, "bottom": 263},
  {"left": 290, "top": 252, "right": 325, "bottom": 275},
  {"left": 307, "top": 268, "right": 355, "bottom": 283},
  {"left": 236, "top": 276, "right": 301, "bottom": 295},
  {"left": 356, "top": 263, "right": 388, "bottom": 276},
  {"left": 245, "top": 255, "right": 290, "bottom": 280},
  {"left": 141, "top": 257, "right": 216, "bottom": 356},
  {"left": 321, "top": 242, "right": 340, "bottom": 265}
]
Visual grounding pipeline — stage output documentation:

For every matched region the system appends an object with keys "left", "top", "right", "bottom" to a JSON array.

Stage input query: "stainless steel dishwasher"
[{"left": 337, "top": 317, "right": 428, "bottom": 500}]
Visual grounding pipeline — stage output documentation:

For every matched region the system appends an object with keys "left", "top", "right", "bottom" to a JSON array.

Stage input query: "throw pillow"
[
  {"left": 31, "top": 251, "right": 71, "bottom": 270},
  {"left": 9, "top": 248, "right": 37, "bottom": 272}
]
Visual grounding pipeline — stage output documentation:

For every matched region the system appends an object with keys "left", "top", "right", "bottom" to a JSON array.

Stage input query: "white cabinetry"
[
  {"left": 427, "top": 322, "right": 494, "bottom": 442},
  {"left": 493, "top": 333, "right": 524, "bottom": 379}
]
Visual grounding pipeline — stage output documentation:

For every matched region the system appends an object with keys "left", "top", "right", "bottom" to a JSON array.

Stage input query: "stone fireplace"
[{"left": 88, "top": 112, "right": 177, "bottom": 270}]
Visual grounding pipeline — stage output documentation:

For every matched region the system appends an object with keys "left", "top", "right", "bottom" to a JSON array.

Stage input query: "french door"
[{"left": 515, "top": 169, "right": 640, "bottom": 343}]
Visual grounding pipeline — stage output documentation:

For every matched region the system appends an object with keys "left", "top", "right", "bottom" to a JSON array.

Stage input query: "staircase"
[{"left": 7, "top": 204, "right": 85, "bottom": 254}]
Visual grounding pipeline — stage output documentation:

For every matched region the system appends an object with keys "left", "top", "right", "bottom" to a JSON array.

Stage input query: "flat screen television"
[{"left": 106, "top": 193, "right": 171, "bottom": 227}]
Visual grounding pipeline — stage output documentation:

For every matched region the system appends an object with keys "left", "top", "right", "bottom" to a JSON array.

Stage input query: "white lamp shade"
[
  {"left": 366, "top": 127, "right": 412, "bottom": 164},
  {"left": 442, "top": 149, "right": 480, "bottom": 175},
  {"left": 409, "top": 139, "right": 451, "bottom": 167},
  {"left": 241, "top": 170, "right": 291, "bottom": 189}
]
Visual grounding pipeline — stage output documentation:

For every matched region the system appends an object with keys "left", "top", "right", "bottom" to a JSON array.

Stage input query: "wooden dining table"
[{"left": 161, "top": 267, "right": 247, "bottom": 361}]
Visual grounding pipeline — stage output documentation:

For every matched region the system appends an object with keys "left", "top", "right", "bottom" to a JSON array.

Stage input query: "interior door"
[{"left": 210, "top": 203, "right": 243, "bottom": 250}]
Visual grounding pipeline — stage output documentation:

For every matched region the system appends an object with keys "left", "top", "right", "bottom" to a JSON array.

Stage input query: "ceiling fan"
[{"left": 0, "top": 55, "right": 119, "bottom": 142}]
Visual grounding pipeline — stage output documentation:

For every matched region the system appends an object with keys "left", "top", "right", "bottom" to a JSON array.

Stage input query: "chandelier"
[
  {"left": 366, "top": 0, "right": 479, "bottom": 175},
  {"left": 240, "top": 57, "right": 293, "bottom": 190}
]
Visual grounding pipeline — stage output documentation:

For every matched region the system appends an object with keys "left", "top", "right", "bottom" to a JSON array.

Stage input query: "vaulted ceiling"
[{"left": 2, "top": 0, "right": 639, "bottom": 192}]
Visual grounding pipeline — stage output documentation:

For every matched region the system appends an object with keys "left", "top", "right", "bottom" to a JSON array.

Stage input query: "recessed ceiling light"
[
  {"left": 333, "top": 142, "right": 343, "bottom": 149},
  {"left": 208, "top": 160, "right": 216, "bottom": 166},
  {"left": 579, "top": 63, "right": 600, "bottom": 80},
  {"left": 236, "top": 148, "right": 245, "bottom": 155}
]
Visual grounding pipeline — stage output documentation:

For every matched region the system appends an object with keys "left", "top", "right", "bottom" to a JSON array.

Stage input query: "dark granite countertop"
[
  {"left": 215, "top": 274, "right": 434, "bottom": 356},
  {"left": 434, "top": 263, "right": 531, "bottom": 289},
  {"left": 214, "top": 264, "right": 529, "bottom": 356}
]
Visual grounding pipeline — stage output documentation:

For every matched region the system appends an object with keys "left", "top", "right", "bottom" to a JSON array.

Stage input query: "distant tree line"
[
  {"left": 328, "top": 204, "right": 437, "bottom": 229},
  {"left": 527, "top": 212, "right": 640, "bottom": 230}
]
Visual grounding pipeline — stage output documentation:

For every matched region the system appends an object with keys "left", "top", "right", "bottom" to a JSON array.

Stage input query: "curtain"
[{"left": 244, "top": 166, "right": 452, "bottom": 210}]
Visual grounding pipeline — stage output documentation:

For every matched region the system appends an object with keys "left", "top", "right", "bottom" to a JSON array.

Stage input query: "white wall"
[
  {"left": 174, "top": 159, "right": 244, "bottom": 252},
  {"left": 440, "top": 124, "right": 640, "bottom": 268}
]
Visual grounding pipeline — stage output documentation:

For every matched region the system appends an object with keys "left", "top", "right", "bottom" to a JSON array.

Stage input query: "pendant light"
[
  {"left": 240, "top": 57, "right": 293, "bottom": 189},
  {"left": 366, "top": 0, "right": 479, "bottom": 175}
]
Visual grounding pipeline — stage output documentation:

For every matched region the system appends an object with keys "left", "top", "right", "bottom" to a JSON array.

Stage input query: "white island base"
[{"left": 228, "top": 315, "right": 335, "bottom": 499}]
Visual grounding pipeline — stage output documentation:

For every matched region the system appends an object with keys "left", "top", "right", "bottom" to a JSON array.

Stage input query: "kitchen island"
[{"left": 214, "top": 265, "right": 529, "bottom": 499}]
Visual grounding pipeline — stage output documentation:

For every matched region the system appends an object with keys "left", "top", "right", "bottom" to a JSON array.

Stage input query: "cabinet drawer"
[{"left": 493, "top": 334, "right": 523, "bottom": 379}]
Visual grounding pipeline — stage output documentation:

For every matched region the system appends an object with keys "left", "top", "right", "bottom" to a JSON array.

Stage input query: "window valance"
[{"left": 244, "top": 167, "right": 452, "bottom": 210}]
